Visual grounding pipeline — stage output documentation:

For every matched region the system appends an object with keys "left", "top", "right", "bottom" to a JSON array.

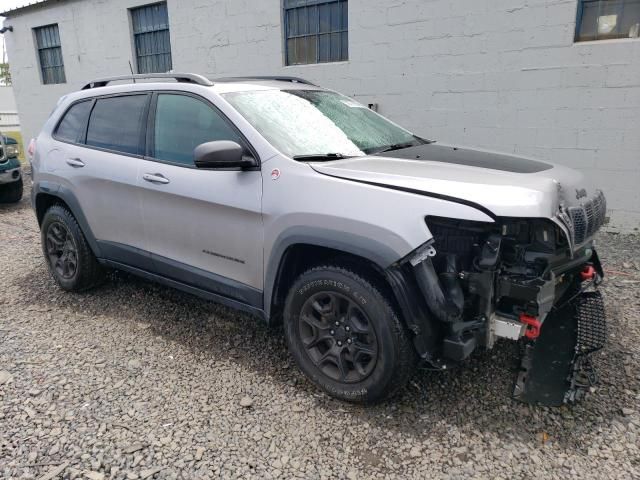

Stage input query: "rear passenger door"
[
  {"left": 137, "top": 92, "right": 263, "bottom": 306},
  {"left": 58, "top": 93, "right": 151, "bottom": 269}
]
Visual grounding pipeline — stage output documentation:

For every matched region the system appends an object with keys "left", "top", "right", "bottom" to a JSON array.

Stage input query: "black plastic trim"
[
  {"left": 385, "top": 263, "right": 441, "bottom": 358},
  {"left": 95, "top": 240, "right": 154, "bottom": 272},
  {"left": 151, "top": 251, "right": 263, "bottom": 308},
  {"left": 32, "top": 182, "right": 103, "bottom": 258},
  {"left": 264, "top": 229, "right": 402, "bottom": 318},
  {"left": 95, "top": 240, "right": 262, "bottom": 308},
  {"left": 100, "top": 259, "right": 266, "bottom": 320}
]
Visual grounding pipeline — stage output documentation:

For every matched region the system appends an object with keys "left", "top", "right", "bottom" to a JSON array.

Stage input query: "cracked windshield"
[{"left": 223, "top": 89, "right": 422, "bottom": 159}]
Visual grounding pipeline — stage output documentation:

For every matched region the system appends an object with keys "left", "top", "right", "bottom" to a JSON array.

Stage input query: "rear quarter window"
[
  {"left": 54, "top": 100, "right": 93, "bottom": 144},
  {"left": 86, "top": 94, "right": 149, "bottom": 155}
]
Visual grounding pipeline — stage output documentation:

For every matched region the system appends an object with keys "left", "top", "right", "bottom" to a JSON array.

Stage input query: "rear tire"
[
  {"left": 41, "top": 204, "right": 104, "bottom": 291},
  {"left": 283, "top": 265, "right": 415, "bottom": 403},
  {"left": 0, "top": 178, "right": 23, "bottom": 203}
]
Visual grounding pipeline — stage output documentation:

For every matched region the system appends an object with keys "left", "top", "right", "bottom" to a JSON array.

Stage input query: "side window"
[
  {"left": 55, "top": 100, "right": 92, "bottom": 143},
  {"left": 86, "top": 95, "right": 149, "bottom": 155},
  {"left": 153, "top": 93, "right": 244, "bottom": 165}
]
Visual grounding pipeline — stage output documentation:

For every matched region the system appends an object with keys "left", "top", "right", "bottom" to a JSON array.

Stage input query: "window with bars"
[
  {"left": 284, "top": 0, "right": 348, "bottom": 65},
  {"left": 34, "top": 24, "right": 66, "bottom": 84},
  {"left": 131, "top": 2, "right": 173, "bottom": 74},
  {"left": 576, "top": 0, "right": 640, "bottom": 41}
]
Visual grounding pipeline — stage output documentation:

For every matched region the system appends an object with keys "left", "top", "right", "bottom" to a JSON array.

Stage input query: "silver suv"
[{"left": 31, "top": 73, "right": 607, "bottom": 405}]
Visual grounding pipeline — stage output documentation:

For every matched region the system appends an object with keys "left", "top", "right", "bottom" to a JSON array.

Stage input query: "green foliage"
[{"left": 0, "top": 63, "right": 11, "bottom": 86}]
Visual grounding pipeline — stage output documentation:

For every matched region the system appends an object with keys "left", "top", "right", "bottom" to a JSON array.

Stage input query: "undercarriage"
[{"left": 407, "top": 215, "right": 607, "bottom": 406}]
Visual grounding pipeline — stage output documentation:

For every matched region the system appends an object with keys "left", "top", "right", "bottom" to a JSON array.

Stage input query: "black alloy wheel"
[
  {"left": 299, "top": 291, "right": 379, "bottom": 383},
  {"left": 283, "top": 265, "right": 416, "bottom": 403},
  {"left": 40, "top": 204, "right": 104, "bottom": 291},
  {"left": 45, "top": 221, "right": 78, "bottom": 280}
]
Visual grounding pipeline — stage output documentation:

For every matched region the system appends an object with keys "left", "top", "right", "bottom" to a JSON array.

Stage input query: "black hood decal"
[{"left": 375, "top": 144, "right": 553, "bottom": 174}]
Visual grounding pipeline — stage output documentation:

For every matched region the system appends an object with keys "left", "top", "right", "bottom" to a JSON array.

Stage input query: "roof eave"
[{"left": 1, "top": 1, "right": 55, "bottom": 18}]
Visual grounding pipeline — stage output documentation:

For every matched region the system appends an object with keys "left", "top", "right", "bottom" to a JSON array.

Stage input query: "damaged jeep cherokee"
[{"left": 31, "top": 74, "right": 606, "bottom": 405}]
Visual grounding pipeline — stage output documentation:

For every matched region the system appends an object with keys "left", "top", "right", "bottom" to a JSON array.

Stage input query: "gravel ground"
[{"left": 1, "top": 183, "right": 639, "bottom": 480}]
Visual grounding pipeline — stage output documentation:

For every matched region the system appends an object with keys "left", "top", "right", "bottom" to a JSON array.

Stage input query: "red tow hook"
[
  {"left": 519, "top": 314, "right": 542, "bottom": 340},
  {"left": 580, "top": 265, "right": 596, "bottom": 281}
]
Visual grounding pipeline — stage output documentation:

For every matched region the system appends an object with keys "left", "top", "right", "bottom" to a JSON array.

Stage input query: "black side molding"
[{"left": 100, "top": 259, "right": 266, "bottom": 320}]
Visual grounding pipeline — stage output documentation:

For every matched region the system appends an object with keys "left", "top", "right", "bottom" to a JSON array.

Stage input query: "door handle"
[
  {"left": 66, "top": 158, "right": 85, "bottom": 168},
  {"left": 143, "top": 173, "right": 170, "bottom": 185}
]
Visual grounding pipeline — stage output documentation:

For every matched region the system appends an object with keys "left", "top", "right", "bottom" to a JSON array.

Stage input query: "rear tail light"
[{"left": 27, "top": 138, "right": 36, "bottom": 159}]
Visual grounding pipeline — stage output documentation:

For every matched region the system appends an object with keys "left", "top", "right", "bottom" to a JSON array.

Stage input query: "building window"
[
  {"left": 284, "top": 0, "right": 348, "bottom": 65},
  {"left": 576, "top": 0, "right": 640, "bottom": 41},
  {"left": 34, "top": 24, "right": 66, "bottom": 84},
  {"left": 131, "top": 2, "right": 172, "bottom": 73}
]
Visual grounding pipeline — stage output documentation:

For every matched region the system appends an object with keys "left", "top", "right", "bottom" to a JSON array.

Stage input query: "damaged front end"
[{"left": 390, "top": 208, "right": 607, "bottom": 406}]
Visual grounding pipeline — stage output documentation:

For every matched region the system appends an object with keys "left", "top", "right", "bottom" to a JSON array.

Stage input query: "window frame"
[
  {"left": 33, "top": 23, "right": 66, "bottom": 85},
  {"left": 130, "top": 1, "right": 173, "bottom": 74},
  {"left": 575, "top": 0, "right": 640, "bottom": 42},
  {"left": 283, "top": 0, "right": 348, "bottom": 66},
  {"left": 145, "top": 91, "right": 261, "bottom": 170},
  {"left": 53, "top": 92, "right": 152, "bottom": 159}
]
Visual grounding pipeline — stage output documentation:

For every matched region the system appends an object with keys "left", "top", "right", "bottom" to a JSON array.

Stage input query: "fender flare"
[
  {"left": 263, "top": 226, "right": 407, "bottom": 319},
  {"left": 33, "top": 181, "right": 102, "bottom": 258}
]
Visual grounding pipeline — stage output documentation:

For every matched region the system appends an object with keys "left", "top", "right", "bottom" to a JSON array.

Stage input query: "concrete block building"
[
  {"left": 0, "top": 86, "right": 20, "bottom": 132},
  {"left": 2, "top": 0, "right": 639, "bottom": 230}
]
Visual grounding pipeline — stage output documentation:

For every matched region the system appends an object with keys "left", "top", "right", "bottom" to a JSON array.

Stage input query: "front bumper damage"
[
  {"left": 495, "top": 250, "right": 607, "bottom": 405},
  {"left": 396, "top": 228, "right": 607, "bottom": 406},
  {"left": 513, "top": 289, "right": 606, "bottom": 405}
]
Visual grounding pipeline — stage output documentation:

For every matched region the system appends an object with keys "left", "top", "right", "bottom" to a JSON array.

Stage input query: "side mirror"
[{"left": 193, "top": 141, "right": 256, "bottom": 169}]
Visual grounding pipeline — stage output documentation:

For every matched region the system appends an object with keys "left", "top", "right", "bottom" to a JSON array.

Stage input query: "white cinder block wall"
[{"left": 4, "top": 0, "right": 640, "bottom": 231}]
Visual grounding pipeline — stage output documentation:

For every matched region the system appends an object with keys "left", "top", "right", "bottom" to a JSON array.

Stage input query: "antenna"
[{"left": 128, "top": 61, "right": 136, "bottom": 83}]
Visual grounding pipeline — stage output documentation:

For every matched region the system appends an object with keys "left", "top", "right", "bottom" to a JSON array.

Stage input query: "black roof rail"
[
  {"left": 215, "top": 76, "right": 317, "bottom": 86},
  {"left": 81, "top": 73, "right": 213, "bottom": 90}
]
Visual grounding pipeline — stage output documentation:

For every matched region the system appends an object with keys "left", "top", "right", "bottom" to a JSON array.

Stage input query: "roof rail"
[
  {"left": 215, "top": 76, "right": 317, "bottom": 86},
  {"left": 81, "top": 73, "right": 213, "bottom": 90}
]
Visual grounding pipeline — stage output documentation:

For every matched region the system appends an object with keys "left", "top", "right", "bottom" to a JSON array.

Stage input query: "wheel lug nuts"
[
  {"left": 337, "top": 341, "right": 342, "bottom": 346},
  {"left": 347, "top": 339, "right": 352, "bottom": 344},
  {"left": 335, "top": 321, "right": 340, "bottom": 326},
  {"left": 345, "top": 326, "right": 350, "bottom": 332},
  {"left": 330, "top": 330, "right": 335, "bottom": 335}
]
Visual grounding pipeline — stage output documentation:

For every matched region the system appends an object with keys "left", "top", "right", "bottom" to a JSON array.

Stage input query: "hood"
[{"left": 310, "top": 144, "right": 595, "bottom": 219}]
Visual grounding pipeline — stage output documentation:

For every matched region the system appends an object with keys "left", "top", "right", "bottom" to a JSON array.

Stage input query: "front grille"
[{"left": 567, "top": 190, "right": 607, "bottom": 244}]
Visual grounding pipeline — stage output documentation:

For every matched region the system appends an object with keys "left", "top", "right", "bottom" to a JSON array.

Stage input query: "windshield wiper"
[
  {"left": 292, "top": 153, "right": 351, "bottom": 162},
  {"left": 371, "top": 142, "right": 416, "bottom": 155},
  {"left": 369, "top": 136, "right": 435, "bottom": 155}
]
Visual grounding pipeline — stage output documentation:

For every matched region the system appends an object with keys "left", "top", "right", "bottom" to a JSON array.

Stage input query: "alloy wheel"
[
  {"left": 298, "top": 291, "right": 379, "bottom": 383},
  {"left": 45, "top": 221, "right": 78, "bottom": 280}
]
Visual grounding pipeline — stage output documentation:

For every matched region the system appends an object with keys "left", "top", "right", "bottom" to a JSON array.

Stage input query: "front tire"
[
  {"left": 0, "top": 178, "right": 23, "bottom": 203},
  {"left": 41, "top": 204, "right": 104, "bottom": 291},
  {"left": 283, "top": 266, "right": 415, "bottom": 403}
]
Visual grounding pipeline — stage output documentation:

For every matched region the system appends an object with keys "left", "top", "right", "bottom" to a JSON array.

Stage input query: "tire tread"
[
  {"left": 284, "top": 264, "right": 415, "bottom": 403},
  {"left": 42, "top": 204, "right": 104, "bottom": 291}
]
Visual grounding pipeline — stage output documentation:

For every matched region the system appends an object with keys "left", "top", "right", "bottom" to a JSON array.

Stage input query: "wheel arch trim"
[
  {"left": 33, "top": 181, "right": 102, "bottom": 258},
  {"left": 264, "top": 227, "right": 405, "bottom": 320}
]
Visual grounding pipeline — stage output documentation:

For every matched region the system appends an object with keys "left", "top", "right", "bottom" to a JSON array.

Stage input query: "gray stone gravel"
[{"left": 1, "top": 183, "right": 639, "bottom": 479}]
